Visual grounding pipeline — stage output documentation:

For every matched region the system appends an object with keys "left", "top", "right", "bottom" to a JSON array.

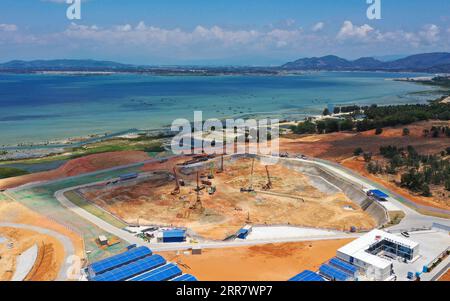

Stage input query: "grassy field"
[
  {"left": 63, "top": 190, "right": 128, "bottom": 229},
  {"left": 0, "top": 167, "right": 29, "bottom": 179},
  {"left": 0, "top": 135, "right": 166, "bottom": 173}
]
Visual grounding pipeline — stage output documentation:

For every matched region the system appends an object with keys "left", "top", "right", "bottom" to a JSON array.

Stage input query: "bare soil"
[
  {"left": 82, "top": 157, "right": 375, "bottom": 240},
  {"left": 158, "top": 239, "right": 354, "bottom": 281}
]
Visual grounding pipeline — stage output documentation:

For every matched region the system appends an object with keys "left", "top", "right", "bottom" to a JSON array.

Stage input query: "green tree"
[
  {"left": 354, "top": 147, "right": 364, "bottom": 156},
  {"left": 375, "top": 127, "right": 383, "bottom": 135},
  {"left": 363, "top": 152, "right": 373, "bottom": 162},
  {"left": 402, "top": 128, "right": 410, "bottom": 136}
]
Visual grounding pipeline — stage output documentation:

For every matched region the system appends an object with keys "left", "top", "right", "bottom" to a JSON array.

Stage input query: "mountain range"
[
  {"left": 281, "top": 52, "right": 450, "bottom": 72},
  {"left": 1, "top": 52, "right": 450, "bottom": 73}
]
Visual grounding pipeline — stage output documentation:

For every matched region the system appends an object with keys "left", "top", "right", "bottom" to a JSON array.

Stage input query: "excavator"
[
  {"left": 240, "top": 157, "right": 255, "bottom": 193},
  {"left": 262, "top": 165, "right": 272, "bottom": 191}
]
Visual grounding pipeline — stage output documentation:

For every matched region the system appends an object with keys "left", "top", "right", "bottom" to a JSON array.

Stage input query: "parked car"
[{"left": 401, "top": 231, "right": 410, "bottom": 238}]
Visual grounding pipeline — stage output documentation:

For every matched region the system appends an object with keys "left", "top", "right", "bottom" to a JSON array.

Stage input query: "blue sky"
[{"left": 0, "top": 0, "right": 449, "bottom": 65}]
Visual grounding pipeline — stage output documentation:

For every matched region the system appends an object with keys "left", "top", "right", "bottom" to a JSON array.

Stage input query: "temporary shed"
[
  {"left": 157, "top": 229, "right": 186, "bottom": 243},
  {"left": 368, "top": 189, "right": 389, "bottom": 200}
]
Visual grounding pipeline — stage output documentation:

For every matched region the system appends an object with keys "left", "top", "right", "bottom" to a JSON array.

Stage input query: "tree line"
[
  {"left": 363, "top": 145, "right": 450, "bottom": 197},
  {"left": 290, "top": 103, "right": 450, "bottom": 135}
]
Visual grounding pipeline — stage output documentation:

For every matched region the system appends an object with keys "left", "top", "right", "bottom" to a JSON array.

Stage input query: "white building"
[{"left": 336, "top": 229, "right": 420, "bottom": 281}]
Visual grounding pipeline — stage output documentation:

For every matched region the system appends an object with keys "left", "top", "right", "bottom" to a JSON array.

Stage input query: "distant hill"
[
  {"left": 281, "top": 52, "right": 450, "bottom": 72},
  {"left": 2, "top": 53, "right": 450, "bottom": 73},
  {"left": 0, "top": 59, "right": 138, "bottom": 72}
]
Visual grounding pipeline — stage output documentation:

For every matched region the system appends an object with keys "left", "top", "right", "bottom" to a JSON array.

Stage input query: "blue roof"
[
  {"left": 92, "top": 255, "right": 166, "bottom": 281},
  {"left": 237, "top": 229, "right": 249, "bottom": 235},
  {"left": 289, "top": 270, "right": 325, "bottom": 282},
  {"left": 89, "top": 246, "right": 152, "bottom": 275},
  {"left": 163, "top": 230, "right": 186, "bottom": 238},
  {"left": 319, "top": 264, "right": 350, "bottom": 281},
  {"left": 329, "top": 258, "right": 358, "bottom": 275},
  {"left": 129, "top": 263, "right": 182, "bottom": 281},
  {"left": 369, "top": 189, "right": 389, "bottom": 199},
  {"left": 171, "top": 274, "right": 198, "bottom": 282}
]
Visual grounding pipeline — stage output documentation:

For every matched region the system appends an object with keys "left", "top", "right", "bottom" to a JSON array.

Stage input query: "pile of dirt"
[{"left": 0, "top": 227, "right": 64, "bottom": 281}]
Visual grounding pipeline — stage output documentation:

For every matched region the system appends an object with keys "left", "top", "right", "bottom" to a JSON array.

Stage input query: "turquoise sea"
[{"left": 0, "top": 71, "right": 442, "bottom": 146}]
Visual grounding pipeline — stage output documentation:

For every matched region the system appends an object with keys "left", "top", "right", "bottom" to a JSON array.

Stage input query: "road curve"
[{"left": 0, "top": 222, "right": 76, "bottom": 281}]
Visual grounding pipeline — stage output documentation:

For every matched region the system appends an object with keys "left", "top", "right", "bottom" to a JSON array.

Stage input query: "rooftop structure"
[
  {"left": 171, "top": 274, "right": 198, "bottom": 281},
  {"left": 129, "top": 263, "right": 182, "bottom": 281},
  {"left": 288, "top": 270, "right": 325, "bottom": 282},
  {"left": 367, "top": 189, "right": 389, "bottom": 200},
  {"left": 337, "top": 229, "right": 419, "bottom": 281},
  {"left": 88, "top": 246, "right": 152, "bottom": 277},
  {"left": 157, "top": 229, "right": 186, "bottom": 243},
  {"left": 91, "top": 255, "right": 166, "bottom": 281}
]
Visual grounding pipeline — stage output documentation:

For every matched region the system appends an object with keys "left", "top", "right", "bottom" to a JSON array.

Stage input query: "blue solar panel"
[
  {"left": 129, "top": 263, "right": 182, "bottom": 281},
  {"left": 329, "top": 258, "right": 358, "bottom": 275},
  {"left": 171, "top": 274, "right": 198, "bottom": 282},
  {"left": 89, "top": 246, "right": 152, "bottom": 276},
  {"left": 289, "top": 270, "right": 325, "bottom": 282},
  {"left": 92, "top": 255, "right": 166, "bottom": 281},
  {"left": 319, "top": 264, "right": 350, "bottom": 281}
]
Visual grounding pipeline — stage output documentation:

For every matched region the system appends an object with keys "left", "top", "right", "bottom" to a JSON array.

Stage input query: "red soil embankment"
[{"left": 0, "top": 151, "right": 150, "bottom": 189}]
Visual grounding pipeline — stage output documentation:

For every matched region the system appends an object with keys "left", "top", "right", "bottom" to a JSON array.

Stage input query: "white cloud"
[
  {"left": 312, "top": 22, "right": 324, "bottom": 32},
  {"left": 0, "top": 24, "right": 18, "bottom": 32},
  {"left": 418, "top": 24, "right": 440, "bottom": 43},
  {"left": 337, "top": 21, "right": 374, "bottom": 40}
]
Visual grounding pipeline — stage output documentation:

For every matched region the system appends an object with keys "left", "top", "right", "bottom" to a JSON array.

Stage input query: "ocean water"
[{"left": 0, "top": 71, "right": 441, "bottom": 146}]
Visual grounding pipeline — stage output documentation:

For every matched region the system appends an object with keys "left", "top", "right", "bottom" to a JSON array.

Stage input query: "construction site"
[{"left": 77, "top": 154, "right": 381, "bottom": 241}]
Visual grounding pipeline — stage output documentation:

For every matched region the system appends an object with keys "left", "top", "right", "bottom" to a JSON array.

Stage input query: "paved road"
[{"left": 0, "top": 222, "right": 75, "bottom": 281}]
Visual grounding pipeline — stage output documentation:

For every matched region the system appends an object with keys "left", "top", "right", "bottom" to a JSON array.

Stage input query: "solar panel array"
[
  {"left": 89, "top": 246, "right": 152, "bottom": 275},
  {"left": 329, "top": 258, "right": 358, "bottom": 276},
  {"left": 129, "top": 263, "right": 182, "bottom": 281},
  {"left": 288, "top": 270, "right": 325, "bottom": 282},
  {"left": 92, "top": 255, "right": 166, "bottom": 281},
  {"left": 171, "top": 274, "right": 198, "bottom": 282},
  {"left": 319, "top": 264, "right": 350, "bottom": 281}
]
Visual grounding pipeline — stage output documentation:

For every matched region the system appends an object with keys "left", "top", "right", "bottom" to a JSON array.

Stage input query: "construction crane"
[
  {"left": 171, "top": 167, "right": 181, "bottom": 195},
  {"left": 262, "top": 165, "right": 272, "bottom": 190},
  {"left": 190, "top": 172, "right": 203, "bottom": 211},
  {"left": 216, "top": 155, "right": 224, "bottom": 174},
  {"left": 208, "top": 162, "right": 215, "bottom": 179},
  {"left": 240, "top": 157, "right": 255, "bottom": 193}
]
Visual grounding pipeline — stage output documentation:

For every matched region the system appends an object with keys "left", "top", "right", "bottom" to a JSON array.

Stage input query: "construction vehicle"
[
  {"left": 171, "top": 167, "right": 181, "bottom": 195},
  {"left": 208, "top": 186, "right": 216, "bottom": 195},
  {"left": 240, "top": 158, "right": 255, "bottom": 193},
  {"left": 262, "top": 165, "right": 272, "bottom": 190},
  {"left": 201, "top": 180, "right": 212, "bottom": 186}
]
